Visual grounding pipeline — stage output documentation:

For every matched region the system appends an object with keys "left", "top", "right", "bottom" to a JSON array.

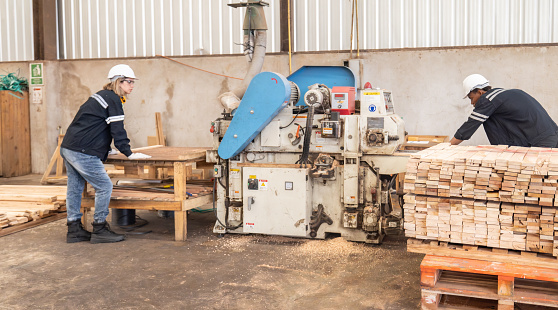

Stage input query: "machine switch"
[{"left": 247, "top": 178, "right": 259, "bottom": 190}]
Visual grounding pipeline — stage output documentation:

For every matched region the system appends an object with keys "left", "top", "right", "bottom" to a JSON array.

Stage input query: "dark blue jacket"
[
  {"left": 62, "top": 89, "right": 132, "bottom": 161},
  {"left": 454, "top": 88, "right": 558, "bottom": 147}
]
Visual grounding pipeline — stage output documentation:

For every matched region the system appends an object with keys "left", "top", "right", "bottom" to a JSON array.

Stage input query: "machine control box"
[
  {"left": 214, "top": 165, "right": 223, "bottom": 177},
  {"left": 331, "top": 86, "right": 355, "bottom": 115},
  {"left": 321, "top": 120, "right": 340, "bottom": 138},
  {"left": 361, "top": 90, "right": 394, "bottom": 116},
  {"left": 242, "top": 167, "right": 312, "bottom": 237}
]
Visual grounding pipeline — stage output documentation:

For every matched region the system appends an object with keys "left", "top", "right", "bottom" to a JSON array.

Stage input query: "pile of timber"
[
  {"left": 0, "top": 185, "right": 67, "bottom": 232},
  {"left": 403, "top": 143, "right": 558, "bottom": 256}
]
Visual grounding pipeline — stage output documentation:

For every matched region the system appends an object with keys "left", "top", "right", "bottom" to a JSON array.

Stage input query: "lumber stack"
[
  {"left": 403, "top": 143, "right": 558, "bottom": 256},
  {"left": 0, "top": 185, "right": 67, "bottom": 231}
]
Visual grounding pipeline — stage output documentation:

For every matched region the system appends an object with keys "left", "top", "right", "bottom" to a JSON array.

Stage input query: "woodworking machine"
[{"left": 207, "top": 65, "right": 409, "bottom": 243}]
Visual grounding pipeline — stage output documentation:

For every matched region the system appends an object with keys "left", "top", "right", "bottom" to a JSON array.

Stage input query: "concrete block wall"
[{"left": 1, "top": 44, "right": 557, "bottom": 173}]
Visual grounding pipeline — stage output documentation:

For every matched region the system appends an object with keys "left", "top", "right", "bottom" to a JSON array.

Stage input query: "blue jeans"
[{"left": 60, "top": 147, "right": 113, "bottom": 223}]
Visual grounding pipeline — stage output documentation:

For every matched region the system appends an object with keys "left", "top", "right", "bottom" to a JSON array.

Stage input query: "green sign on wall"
[{"left": 30, "top": 63, "right": 44, "bottom": 85}]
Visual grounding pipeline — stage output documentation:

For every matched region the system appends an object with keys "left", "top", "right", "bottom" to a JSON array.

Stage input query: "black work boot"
[
  {"left": 67, "top": 220, "right": 92, "bottom": 243},
  {"left": 90, "top": 221, "right": 126, "bottom": 244}
]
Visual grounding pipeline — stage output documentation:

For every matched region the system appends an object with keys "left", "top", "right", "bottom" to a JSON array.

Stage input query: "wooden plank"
[
  {"left": 147, "top": 135, "right": 166, "bottom": 146},
  {"left": 497, "top": 276, "right": 514, "bottom": 297},
  {"left": 17, "top": 92, "right": 31, "bottom": 176},
  {"left": 181, "top": 194, "right": 212, "bottom": 211},
  {"left": 106, "top": 146, "right": 209, "bottom": 162},
  {"left": 0, "top": 213, "right": 67, "bottom": 238},
  {"left": 408, "top": 238, "right": 558, "bottom": 269},
  {"left": 421, "top": 255, "right": 558, "bottom": 282},
  {"left": 0, "top": 193, "right": 57, "bottom": 202},
  {"left": 174, "top": 161, "right": 188, "bottom": 241},
  {"left": 81, "top": 198, "right": 182, "bottom": 211},
  {"left": 155, "top": 112, "right": 165, "bottom": 146},
  {"left": 236, "top": 163, "right": 312, "bottom": 168},
  {"left": 421, "top": 290, "right": 441, "bottom": 310},
  {"left": 41, "top": 144, "right": 61, "bottom": 184},
  {"left": 0, "top": 185, "right": 66, "bottom": 195},
  {"left": 174, "top": 210, "right": 188, "bottom": 242},
  {"left": 55, "top": 135, "right": 65, "bottom": 177}
]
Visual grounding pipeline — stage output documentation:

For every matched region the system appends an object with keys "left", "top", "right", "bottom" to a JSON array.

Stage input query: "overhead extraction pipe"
[{"left": 219, "top": 0, "right": 269, "bottom": 112}]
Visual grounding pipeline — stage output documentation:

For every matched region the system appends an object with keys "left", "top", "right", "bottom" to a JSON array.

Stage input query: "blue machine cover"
[
  {"left": 287, "top": 66, "right": 356, "bottom": 106},
  {"left": 218, "top": 72, "right": 292, "bottom": 159}
]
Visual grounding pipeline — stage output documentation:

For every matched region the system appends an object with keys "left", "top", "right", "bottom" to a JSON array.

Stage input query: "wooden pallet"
[
  {"left": 408, "top": 238, "right": 558, "bottom": 269},
  {"left": 420, "top": 255, "right": 558, "bottom": 309}
]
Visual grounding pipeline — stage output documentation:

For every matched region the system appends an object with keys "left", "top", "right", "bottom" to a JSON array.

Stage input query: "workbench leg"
[
  {"left": 81, "top": 181, "right": 93, "bottom": 231},
  {"left": 80, "top": 207, "right": 93, "bottom": 231},
  {"left": 174, "top": 211, "right": 187, "bottom": 241},
  {"left": 173, "top": 162, "right": 190, "bottom": 241}
]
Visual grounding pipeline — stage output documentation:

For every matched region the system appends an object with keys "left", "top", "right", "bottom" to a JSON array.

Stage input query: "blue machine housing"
[
  {"left": 218, "top": 72, "right": 292, "bottom": 159},
  {"left": 287, "top": 66, "right": 356, "bottom": 106},
  {"left": 218, "top": 66, "right": 356, "bottom": 160}
]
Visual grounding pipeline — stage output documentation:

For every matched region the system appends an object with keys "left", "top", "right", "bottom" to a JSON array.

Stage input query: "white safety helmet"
[
  {"left": 107, "top": 64, "right": 137, "bottom": 81},
  {"left": 462, "top": 74, "right": 490, "bottom": 99}
]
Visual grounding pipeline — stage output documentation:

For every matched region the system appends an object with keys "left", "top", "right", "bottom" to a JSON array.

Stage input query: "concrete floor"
[{"left": 0, "top": 175, "right": 424, "bottom": 310}]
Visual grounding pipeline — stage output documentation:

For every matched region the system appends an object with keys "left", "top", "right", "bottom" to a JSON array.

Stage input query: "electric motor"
[{"left": 304, "top": 84, "right": 331, "bottom": 110}]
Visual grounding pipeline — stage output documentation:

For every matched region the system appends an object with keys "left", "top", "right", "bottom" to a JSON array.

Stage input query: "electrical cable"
[
  {"left": 217, "top": 173, "right": 226, "bottom": 189},
  {"left": 116, "top": 214, "right": 152, "bottom": 235},
  {"left": 279, "top": 108, "right": 303, "bottom": 129},
  {"left": 212, "top": 175, "right": 242, "bottom": 230},
  {"left": 297, "top": 105, "right": 314, "bottom": 165},
  {"left": 156, "top": 55, "right": 243, "bottom": 80}
]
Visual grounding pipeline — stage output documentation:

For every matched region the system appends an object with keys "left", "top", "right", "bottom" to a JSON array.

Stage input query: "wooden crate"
[
  {"left": 0, "top": 91, "right": 31, "bottom": 177},
  {"left": 420, "top": 255, "right": 558, "bottom": 309}
]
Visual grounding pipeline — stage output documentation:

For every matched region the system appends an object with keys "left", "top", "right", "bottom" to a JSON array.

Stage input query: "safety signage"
[{"left": 30, "top": 63, "right": 44, "bottom": 85}]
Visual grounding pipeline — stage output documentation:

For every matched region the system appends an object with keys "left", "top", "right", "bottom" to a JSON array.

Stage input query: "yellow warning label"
[
  {"left": 363, "top": 92, "right": 380, "bottom": 96},
  {"left": 249, "top": 175, "right": 257, "bottom": 179}
]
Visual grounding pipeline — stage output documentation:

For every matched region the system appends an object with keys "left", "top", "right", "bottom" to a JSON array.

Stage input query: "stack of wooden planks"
[
  {"left": 403, "top": 143, "right": 558, "bottom": 256},
  {"left": 0, "top": 185, "right": 67, "bottom": 232}
]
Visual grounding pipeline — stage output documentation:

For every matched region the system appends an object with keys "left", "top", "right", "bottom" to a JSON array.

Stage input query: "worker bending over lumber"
[
  {"left": 60, "top": 64, "right": 151, "bottom": 244},
  {"left": 450, "top": 74, "right": 558, "bottom": 147}
]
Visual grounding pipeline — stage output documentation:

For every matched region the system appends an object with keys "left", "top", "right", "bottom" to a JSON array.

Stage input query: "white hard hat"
[
  {"left": 462, "top": 74, "right": 489, "bottom": 99},
  {"left": 107, "top": 64, "right": 137, "bottom": 81}
]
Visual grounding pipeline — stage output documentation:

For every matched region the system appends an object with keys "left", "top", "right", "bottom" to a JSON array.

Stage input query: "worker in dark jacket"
[
  {"left": 451, "top": 74, "right": 558, "bottom": 147},
  {"left": 61, "top": 64, "right": 151, "bottom": 244}
]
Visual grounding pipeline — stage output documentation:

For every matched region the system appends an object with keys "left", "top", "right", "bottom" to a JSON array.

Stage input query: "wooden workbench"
[{"left": 80, "top": 146, "right": 213, "bottom": 241}]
